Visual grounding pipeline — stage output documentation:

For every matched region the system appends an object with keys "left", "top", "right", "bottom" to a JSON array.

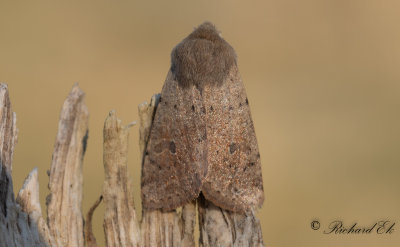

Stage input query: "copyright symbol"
[{"left": 311, "top": 220, "right": 320, "bottom": 230}]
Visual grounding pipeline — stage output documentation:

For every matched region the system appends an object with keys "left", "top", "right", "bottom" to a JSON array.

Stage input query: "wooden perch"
[
  {"left": 46, "top": 84, "right": 89, "bottom": 247},
  {"left": 0, "top": 83, "right": 265, "bottom": 247},
  {"left": 0, "top": 83, "right": 49, "bottom": 247},
  {"left": 0, "top": 84, "right": 18, "bottom": 172},
  {"left": 102, "top": 110, "right": 140, "bottom": 247},
  {"left": 198, "top": 195, "right": 265, "bottom": 247},
  {"left": 17, "top": 168, "right": 56, "bottom": 247},
  {"left": 0, "top": 83, "right": 17, "bottom": 217},
  {"left": 0, "top": 83, "right": 90, "bottom": 247},
  {"left": 85, "top": 195, "right": 103, "bottom": 247}
]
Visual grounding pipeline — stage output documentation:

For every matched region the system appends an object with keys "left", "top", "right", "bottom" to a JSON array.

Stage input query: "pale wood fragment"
[
  {"left": 0, "top": 83, "right": 17, "bottom": 220},
  {"left": 85, "top": 195, "right": 103, "bottom": 247},
  {"left": 139, "top": 199, "right": 196, "bottom": 247},
  {"left": 17, "top": 168, "right": 57, "bottom": 247},
  {"left": 46, "top": 84, "right": 89, "bottom": 247},
  {"left": 102, "top": 110, "right": 140, "bottom": 247},
  {"left": 140, "top": 209, "right": 182, "bottom": 247},
  {"left": 198, "top": 195, "right": 265, "bottom": 247},
  {"left": 0, "top": 83, "right": 49, "bottom": 247},
  {"left": 138, "top": 94, "right": 160, "bottom": 155},
  {"left": 0, "top": 83, "right": 18, "bottom": 172},
  {"left": 179, "top": 201, "right": 196, "bottom": 246}
]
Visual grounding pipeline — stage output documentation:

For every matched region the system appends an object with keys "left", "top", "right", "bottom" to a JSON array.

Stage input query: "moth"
[{"left": 141, "top": 22, "right": 264, "bottom": 212}]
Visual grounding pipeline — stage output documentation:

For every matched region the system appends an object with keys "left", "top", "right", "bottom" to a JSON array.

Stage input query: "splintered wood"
[
  {"left": 198, "top": 195, "right": 264, "bottom": 247},
  {"left": 46, "top": 84, "right": 88, "bottom": 247},
  {"left": 0, "top": 84, "right": 50, "bottom": 247},
  {"left": 0, "top": 84, "right": 265, "bottom": 247},
  {"left": 0, "top": 84, "right": 89, "bottom": 247},
  {"left": 102, "top": 111, "right": 140, "bottom": 247}
]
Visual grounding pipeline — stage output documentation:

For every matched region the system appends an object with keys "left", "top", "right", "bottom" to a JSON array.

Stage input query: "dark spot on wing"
[
  {"left": 229, "top": 143, "right": 237, "bottom": 154},
  {"left": 169, "top": 141, "right": 176, "bottom": 154}
]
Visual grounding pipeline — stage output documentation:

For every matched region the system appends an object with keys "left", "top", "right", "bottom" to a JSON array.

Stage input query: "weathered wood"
[
  {"left": 17, "top": 168, "right": 56, "bottom": 247},
  {"left": 138, "top": 94, "right": 160, "bottom": 156},
  {"left": 102, "top": 110, "right": 140, "bottom": 247},
  {"left": 138, "top": 95, "right": 196, "bottom": 247},
  {"left": 0, "top": 82, "right": 266, "bottom": 247},
  {"left": 180, "top": 202, "right": 196, "bottom": 246},
  {"left": 0, "top": 83, "right": 17, "bottom": 220},
  {"left": 46, "top": 84, "right": 89, "bottom": 247},
  {"left": 140, "top": 204, "right": 195, "bottom": 247},
  {"left": 0, "top": 84, "right": 18, "bottom": 172},
  {"left": 0, "top": 83, "right": 49, "bottom": 247},
  {"left": 198, "top": 195, "right": 265, "bottom": 247},
  {"left": 85, "top": 195, "right": 103, "bottom": 247}
]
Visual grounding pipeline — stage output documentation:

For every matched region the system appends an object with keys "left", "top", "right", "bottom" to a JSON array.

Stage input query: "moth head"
[
  {"left": 187, "top": 22, "right": 222, "bottom": 42},
  {"left": 171, "top": 22, "right": 237, "bottom": 89}
]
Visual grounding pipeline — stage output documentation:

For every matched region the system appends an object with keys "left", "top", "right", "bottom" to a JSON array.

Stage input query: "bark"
[{"left": 46, "top": 84, "right": 89, "bottom": 247}]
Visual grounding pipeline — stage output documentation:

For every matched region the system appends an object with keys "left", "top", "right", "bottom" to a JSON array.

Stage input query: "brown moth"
[{"left": 141, "top": 22, "right": 264, "bottom": 212}]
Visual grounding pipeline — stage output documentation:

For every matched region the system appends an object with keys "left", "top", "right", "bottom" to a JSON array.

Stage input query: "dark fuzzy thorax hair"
[{"left": 171, "top": 22, "right": 237, "bottom": 88}]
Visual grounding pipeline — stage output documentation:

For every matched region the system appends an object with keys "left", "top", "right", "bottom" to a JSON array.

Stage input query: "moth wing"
[
  {"left": 202, "top": 66, "right": 264, "bottom": 212},
  {"left": 141, "top": 71, "right": 207, "bottom": 211}
]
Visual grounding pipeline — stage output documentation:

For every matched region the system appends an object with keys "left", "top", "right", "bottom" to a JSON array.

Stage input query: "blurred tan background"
[{"left": 1, "top": 0, "right": 400, "bottom": 246}]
